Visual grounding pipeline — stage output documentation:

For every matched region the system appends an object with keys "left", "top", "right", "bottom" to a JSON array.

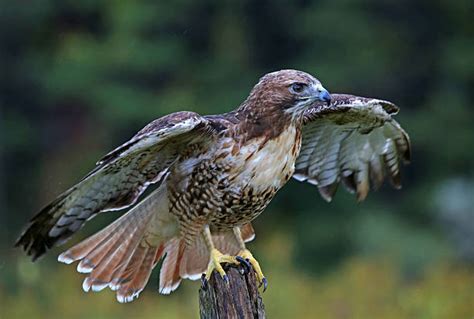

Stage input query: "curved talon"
[
  {"left": 235, "top": 255, "right": 251, "bottom": 274},
  {"left": 204, "top": 248, "right": 239, "bottom": 282},
  {"left": 237, "top": 249, "right": 267, "bottom": 290},
  {"left": 261, "top": 277, "right": 268, "bottom": 292}
]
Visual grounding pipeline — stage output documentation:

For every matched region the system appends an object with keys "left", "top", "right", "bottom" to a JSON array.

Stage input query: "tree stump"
[{"left": 199, "top": 263, "right": 266, "bottom": 319}]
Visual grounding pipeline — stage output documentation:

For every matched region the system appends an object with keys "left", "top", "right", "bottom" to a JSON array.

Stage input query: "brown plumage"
[{"left": 16, "top": 69, "right": 410, "bottom": 302}]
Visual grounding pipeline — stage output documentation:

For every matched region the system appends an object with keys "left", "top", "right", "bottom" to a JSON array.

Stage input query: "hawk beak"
[
  {"left": 310, "top": 84, "right": 331, "bottom": 106},
  {"left": 318, "top": 89, "right": 332, "bottom": 106}
]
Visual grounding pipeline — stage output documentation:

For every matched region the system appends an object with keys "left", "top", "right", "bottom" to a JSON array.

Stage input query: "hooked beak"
[
  {"left": 318, "top": 89, "right": 331, "bottom": 106},
  {"left": 312, "top": 84, "right": 331, "bottom": 106},
  {"left": 301, "top": 83, "right": 331, "bottom": 106},
  {"left": 289, "top": 83, "right": 332, "bottom": 115}
]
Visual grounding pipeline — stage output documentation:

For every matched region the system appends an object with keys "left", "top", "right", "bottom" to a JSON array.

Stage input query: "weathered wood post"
[{"left": 199, "top": 264, "right": 266, "bottom": 319}]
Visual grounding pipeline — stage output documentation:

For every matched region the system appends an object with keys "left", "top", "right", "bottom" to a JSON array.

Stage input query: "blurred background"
[{"left": 1, "top": 0, "right": 473, "bottom": 318}]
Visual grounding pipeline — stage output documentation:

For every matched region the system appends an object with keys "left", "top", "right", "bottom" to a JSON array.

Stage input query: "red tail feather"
[{"left": 58, "top": 193, "right": 256, "bottom": 302}]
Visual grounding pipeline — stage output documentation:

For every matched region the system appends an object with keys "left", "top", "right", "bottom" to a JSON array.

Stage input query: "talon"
[
  {"left": 204, "top": 248, "right": 239, "bottom": 283},
  {"left": 223, "top": 275, "right": 229, "bottom": 284},
  {"left": 238, "top": 249, "right": 267, "bottom": 290},
  {"left": 236, "top": 255, "right": 251, "bottom": 274},
  {"left": 261, "top": 277, "right": 268, "bottom": 292}
]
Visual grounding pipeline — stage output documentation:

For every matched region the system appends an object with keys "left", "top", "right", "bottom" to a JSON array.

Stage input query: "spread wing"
[
  {"left": 294, "top": 94, "right": 411, "bottom": 202},
  {"left": 16, "top": 111, "right": 218, "bottom": 260}
]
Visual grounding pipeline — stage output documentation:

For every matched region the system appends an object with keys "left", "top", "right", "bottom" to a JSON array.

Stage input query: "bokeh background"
[{"left": 1, "top": 1, "right": 473, "bottom": 318}]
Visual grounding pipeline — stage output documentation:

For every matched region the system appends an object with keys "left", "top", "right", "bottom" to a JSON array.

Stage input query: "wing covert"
[{"left": 16, "top": 111, "right": 217, "bottom": 260}]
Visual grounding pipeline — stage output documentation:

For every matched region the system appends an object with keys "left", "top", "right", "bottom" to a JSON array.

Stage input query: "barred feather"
[
  {"left": 16, "top": 112, "right": 214, "bottom": 260},
  {"left": 295, "top": 94, "right": 410, "bottom": 201}
]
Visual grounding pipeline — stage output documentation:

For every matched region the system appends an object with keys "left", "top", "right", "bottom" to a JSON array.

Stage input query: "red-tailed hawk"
[{"left": 16, "top": 70, "right": 410, "bottom": 303}]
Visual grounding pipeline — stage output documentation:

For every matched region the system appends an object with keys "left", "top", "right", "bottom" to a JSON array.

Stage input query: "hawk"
[{"left": 16, "top": 70, "right": 410, "bottom": 303}]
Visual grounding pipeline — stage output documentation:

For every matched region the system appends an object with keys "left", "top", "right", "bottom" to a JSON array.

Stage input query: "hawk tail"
[
  {"left": 56, "top": 186, "right": 176, "bottom": 303},
  {"left": 55, "top": 186, "right": 256, "bottom": 303}
]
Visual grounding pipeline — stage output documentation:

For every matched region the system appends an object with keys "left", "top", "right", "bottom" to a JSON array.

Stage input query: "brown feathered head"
[{"left": 238, "top": 69, "right": 331, "bottom": 120}]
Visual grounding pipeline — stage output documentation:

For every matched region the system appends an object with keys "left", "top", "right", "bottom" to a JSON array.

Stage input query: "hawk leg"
[
  {"left": 233, "top": 226, "right": 268, "bottom": 291},
  {"left": 202, "top": 225, "right": 240, "bottom": 284}
]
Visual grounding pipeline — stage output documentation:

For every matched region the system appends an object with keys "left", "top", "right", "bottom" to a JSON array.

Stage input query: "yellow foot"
[
  {"left": 204, "top": 248, "right": 239, "bottom": 283},
  {"left": 238, "top": 249, "right": 268, "bottom": 291}
]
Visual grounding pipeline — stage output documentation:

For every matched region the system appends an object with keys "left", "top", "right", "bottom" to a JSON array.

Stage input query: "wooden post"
[{"left": 199, "top": 264, "right": 266, "bottom": 319}]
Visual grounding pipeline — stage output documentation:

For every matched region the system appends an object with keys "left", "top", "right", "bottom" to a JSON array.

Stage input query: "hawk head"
[{"left": 240, "top": 69, "right": 331, "bottom": 120}]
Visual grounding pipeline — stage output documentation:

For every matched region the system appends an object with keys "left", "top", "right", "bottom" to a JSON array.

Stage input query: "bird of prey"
[{"left": 16, "top": 70, "right": 410, "bottom": 303}]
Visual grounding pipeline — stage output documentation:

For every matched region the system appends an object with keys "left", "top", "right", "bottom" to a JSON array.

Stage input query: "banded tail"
[{"left": 53, "top": 185, "right": 255, "bottom": 302}]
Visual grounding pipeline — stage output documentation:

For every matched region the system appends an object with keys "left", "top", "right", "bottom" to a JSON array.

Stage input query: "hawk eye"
[{"left": 290, "top": 83, "right": 306, "bottom": 94}]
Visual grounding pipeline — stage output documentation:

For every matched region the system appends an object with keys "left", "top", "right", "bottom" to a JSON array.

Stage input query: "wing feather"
[
  {"left": 16, "top": 111, "right": 217, "bottom": 260},
  {"left": 294, "top": 94, "right": 410, "bottom": 202}
]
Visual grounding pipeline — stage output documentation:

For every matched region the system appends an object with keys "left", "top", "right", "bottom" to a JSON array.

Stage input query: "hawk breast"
[{"left": 236, "top": 124, "right": 302, "bottom": 192}]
